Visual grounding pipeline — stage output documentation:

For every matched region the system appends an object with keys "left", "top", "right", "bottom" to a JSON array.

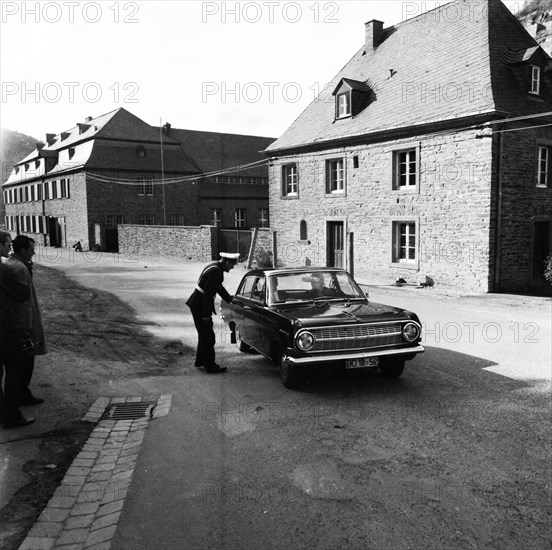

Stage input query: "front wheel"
[
  {"left": 235, "top": 325, "right": 252, "bottom": 353},
  {"left": 380, "top": 360, "right": 405, "bottom": 378},
  {"left": 279, "top": 352, "right": 301, "bottom": 389}
]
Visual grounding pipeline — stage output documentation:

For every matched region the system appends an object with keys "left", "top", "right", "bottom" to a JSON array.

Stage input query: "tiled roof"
[
  {"left": 266, "top": 0, "right": 551, "bottom": 153},
  {"left": 167, "top": 129, "right": 275, "bottom": 177}
]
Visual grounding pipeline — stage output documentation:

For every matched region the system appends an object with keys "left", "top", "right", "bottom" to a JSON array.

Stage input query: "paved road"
[{"left": 38, "top": 248, "right": 551, "bottom": 550}]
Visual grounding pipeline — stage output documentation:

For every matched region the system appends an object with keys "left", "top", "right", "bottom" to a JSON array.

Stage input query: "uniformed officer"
[{"left": 186, "top": 252, "right": 240, "bottom": 373}]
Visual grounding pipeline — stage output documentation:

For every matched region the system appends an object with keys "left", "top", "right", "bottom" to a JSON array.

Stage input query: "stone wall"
[
  {"left": 118, "top": 224, "right": 218, "bottom": 261},
  {"left": 496, "top": 125, "right": 552, "bottom": 291},
  {"left": 269, "top": 128, "right": 494, "bottom": 292}
]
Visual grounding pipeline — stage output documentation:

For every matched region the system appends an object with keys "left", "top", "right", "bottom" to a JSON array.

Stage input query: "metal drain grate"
[{"left": 102, "top": 402, "right": 155, "bottom": 420}]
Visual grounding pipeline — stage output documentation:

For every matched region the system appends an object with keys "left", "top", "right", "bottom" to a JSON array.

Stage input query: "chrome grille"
[{"left": 310, "top": 323, "right": 403, "bottom": 351}]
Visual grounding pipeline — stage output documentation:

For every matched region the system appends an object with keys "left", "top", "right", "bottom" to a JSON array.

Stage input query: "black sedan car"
[{"left": 220, "top": 267, "right": 424, "bottom": 388}]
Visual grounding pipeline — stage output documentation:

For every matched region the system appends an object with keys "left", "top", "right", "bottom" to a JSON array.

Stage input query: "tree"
[{"left": 517, "top": 0, "right": 552, "bottom": 44}]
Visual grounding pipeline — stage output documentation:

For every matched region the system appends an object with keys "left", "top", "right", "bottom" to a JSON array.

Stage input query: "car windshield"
[{"left": 267, "top": 271, "right": 364, "bottom": 304}]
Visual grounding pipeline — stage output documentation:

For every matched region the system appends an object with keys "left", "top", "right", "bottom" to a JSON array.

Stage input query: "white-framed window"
[
  {"left": 537, "top": 146, "right": 549, "bottom": 187},
  {"left": 235, "top": 208, "right": 246, "bottom": 228},
  {"left": 138, "top": 215, "right": 146, "bottom": 225},
  {"left": 106, "top": 215, "right": 123, "bottom": 228},
  {"left": 392, "top": 221, "right": 417, "bottom": 264},
  {"left": 326, "top": 158, "right": 345, "bottom": 194},
  {"left": 530, "top": 65, "right": 541, "bottom": 95},
  {"left": 282, "top": 164, "right": 298, "bottom": 197},
  {"left": 169, "top": 215, "right": 177, "bottom": 226},
  {"left": 393, "top": 148, "right": 418, "bottom": 189},
  {"left": 211, "top": 208, "right": 222, "bottom": 227},
  {"left": 138, "top": 177, "right": 153, "bottom": 196},
  {"left": 259, "top": 208, "right": 269, "bottom": 227},
  {"left": 50, "top": 180, "right": 57, "bottom": 199},
  {"left": 336, "top": 91, "right": 351, "bottom": 118},
  {"left": 60, "top": 178, "right": 70, "bottom": 198}
]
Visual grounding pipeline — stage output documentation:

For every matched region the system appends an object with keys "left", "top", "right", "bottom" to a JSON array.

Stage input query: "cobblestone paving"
[{"left": 17, "top": 395, "right": 171, "bottom": 550}]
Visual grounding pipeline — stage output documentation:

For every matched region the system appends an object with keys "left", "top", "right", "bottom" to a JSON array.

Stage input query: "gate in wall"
[{"left": 218, "top": 229, "right": 251, "bottom": 260}]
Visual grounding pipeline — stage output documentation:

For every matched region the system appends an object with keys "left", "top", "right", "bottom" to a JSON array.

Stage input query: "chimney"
[
  {"left": 46, "top": 133, "right": 55, "bottom": 145},
  {"left": 365, "top": 20, "right": 384, "bottom": 51},
  {"left": 163, "top": 122, "right": 172, "bottom": 134},
  {"left": 85, "top": 116, "right": 93, "bottom": 122}
]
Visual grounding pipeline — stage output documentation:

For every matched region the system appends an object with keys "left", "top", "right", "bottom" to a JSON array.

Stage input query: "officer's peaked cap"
[{"left": 220, "top": 252, "right": 240, "bottom": 261}]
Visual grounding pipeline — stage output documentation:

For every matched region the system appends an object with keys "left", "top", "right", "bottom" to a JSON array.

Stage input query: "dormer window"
[
  {"left": 530, "top": 65, "right": 541, "bottom": 95},
  {"left": 68, "top": 147, "right": 75, "bottom": 160},
  {"left": 336, "top": 91, "right": 351, "bottom": 118},
  {"left": 332, "top": 78, "right": 373, "bottom": 120}
]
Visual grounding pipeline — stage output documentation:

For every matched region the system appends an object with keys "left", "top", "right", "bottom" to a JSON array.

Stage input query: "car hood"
[{"left": 273, "top": 300, "right": 415, "bottom": 326}]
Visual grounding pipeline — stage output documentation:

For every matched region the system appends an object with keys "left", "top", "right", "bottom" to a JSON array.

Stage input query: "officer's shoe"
[
  {"left": 4, "top": 413, "right": 35, "bottom": 429},
  {"left": 206, "top": 364, "right": 227, "bottom": 374}
]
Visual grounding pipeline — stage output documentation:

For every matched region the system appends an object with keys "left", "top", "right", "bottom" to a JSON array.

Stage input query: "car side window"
[
  {"left": 237, "top": 276, "right": 256, "bottom": 299},
  {"left": 251, "top": 277, "right": 266, "bottom": 303}
]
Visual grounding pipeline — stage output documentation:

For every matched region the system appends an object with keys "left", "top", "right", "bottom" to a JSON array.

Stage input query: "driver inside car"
[{"left": 305, "top": 273, "right": 333, "bottom": 299}]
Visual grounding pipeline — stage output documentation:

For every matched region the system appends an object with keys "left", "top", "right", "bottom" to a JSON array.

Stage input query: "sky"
[{"left": 0, "top": 0, "right": 522, "bottom": 141}]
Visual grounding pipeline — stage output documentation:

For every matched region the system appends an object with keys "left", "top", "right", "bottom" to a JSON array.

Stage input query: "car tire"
[
  {"left": 279, "top": 352, "right": 301, "bottom": 389},
  {"left": 380, "top": 360, "right": 405, "bottom": 378},
  {"left": 235, "top": 325, "right": 252, "bottom": 353}
]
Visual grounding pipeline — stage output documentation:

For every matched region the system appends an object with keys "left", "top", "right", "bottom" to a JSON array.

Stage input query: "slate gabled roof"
[
  {"left": 266, "top": 0, "right": 552, "bottom": 154},
  {"left": 167, "top": 129, "right": 275, "bottom": 178}
]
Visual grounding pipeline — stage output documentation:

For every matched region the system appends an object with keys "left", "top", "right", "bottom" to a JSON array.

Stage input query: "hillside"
[{"left": 0, "top": 128, "right": 42, "bottom": 227}]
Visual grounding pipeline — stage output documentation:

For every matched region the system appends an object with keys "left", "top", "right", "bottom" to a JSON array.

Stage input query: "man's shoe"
[
  {"left": 4, "top": 415, "right": 35, "bottom": 429},
  {"left": 194, "top": 364, "right": 204, "bottom": 369},
  {"left": 206, "top": 365, "right": 227, "bottom": 373},
  {"left": 19, "top": 395, "right": 45, "bottom": 406}
]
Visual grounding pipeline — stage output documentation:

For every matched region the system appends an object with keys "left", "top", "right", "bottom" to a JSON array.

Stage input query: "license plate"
[{"left": 345, "top": 357, "right": 379, "bottom": 369}]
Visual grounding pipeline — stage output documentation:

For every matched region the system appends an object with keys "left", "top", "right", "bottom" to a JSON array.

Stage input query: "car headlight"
[
  {"left": 402, "top": 322, "right": 420, "bottom": 342},
  {"left": 295, "top": 331, "right": 315, "bottom": 351}
]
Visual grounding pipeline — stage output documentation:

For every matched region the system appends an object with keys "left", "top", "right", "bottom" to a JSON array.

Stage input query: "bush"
[{"left": 545, "top": 253, "right": 552, "bottom": 285}]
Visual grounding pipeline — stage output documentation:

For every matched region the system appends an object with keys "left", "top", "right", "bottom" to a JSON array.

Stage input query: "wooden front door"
[{"left": 327, "top": 221, "right": 344, "bottom": 268}]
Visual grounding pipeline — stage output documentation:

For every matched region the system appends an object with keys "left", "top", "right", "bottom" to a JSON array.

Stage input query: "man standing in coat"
[
  {"left": 186, "top": 252, "right": 239, "bottom": 373},
  {"left": 0, "top": 232, "right": 32, "bottom": 427},
  {"left": 2, "top": 235, "right": 46, "bottom": 428}
]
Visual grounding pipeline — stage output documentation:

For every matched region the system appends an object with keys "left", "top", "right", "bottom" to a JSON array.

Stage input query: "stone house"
[
  {"left": 264, "top": 0, "right": 552, "bottom": 292},
  {"left": 3, "top": 108, "right": 274, "bottom": 251}
]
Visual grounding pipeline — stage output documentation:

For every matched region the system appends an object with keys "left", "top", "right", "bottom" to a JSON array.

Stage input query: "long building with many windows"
[{"left": 3, "top": 108, "right": 274, "bottom": 251}]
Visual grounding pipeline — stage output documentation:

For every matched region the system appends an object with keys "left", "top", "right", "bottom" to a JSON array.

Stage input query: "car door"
[
  {"left": 246, "top": 275, "right": 282, "bottom": 357},
  {"left": 244, "top": 276, "right": 267, "bottom": 351},
  {"left": 231, "top": 275, "right": 256, "bottom": 344}
]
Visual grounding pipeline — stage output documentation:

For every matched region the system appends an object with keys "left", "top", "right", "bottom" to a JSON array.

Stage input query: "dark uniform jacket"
[{"left": 186, "top": 261, "right": 233, "bottom": 317}]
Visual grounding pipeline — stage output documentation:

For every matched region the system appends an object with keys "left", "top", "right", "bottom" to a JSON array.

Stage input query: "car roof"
[{"left": 242, "top": 267, "right": 349, "bottom": 278}]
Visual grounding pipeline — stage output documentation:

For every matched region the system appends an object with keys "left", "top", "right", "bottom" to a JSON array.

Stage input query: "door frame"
[{"left": 325, "top": 217, "right": 348, "bottom": 270}]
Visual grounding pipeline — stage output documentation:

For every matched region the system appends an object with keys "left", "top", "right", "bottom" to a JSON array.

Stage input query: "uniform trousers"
[{"left": 189, "top": 307, "right": 216, "bottom": 368}]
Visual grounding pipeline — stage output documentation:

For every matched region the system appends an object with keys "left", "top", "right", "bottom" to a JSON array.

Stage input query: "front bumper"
[{"left": 286, "top": 345, "right": 425, "bottom": 365}]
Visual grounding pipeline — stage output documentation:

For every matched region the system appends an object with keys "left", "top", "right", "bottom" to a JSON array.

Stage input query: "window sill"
[
  {"left": 389, "top": 261, "right": 419, "bottom": 271},
  {"left": 325, "top": 191, "right": 346, "bottom": 198},
  {"left": 392, "top": 185, "right": 419, "bottom": 193}
]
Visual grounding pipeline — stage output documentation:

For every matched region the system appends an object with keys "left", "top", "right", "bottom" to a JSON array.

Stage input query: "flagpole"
[{"left": 160, "top": 117, "right": 166, "bottom": 225}]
